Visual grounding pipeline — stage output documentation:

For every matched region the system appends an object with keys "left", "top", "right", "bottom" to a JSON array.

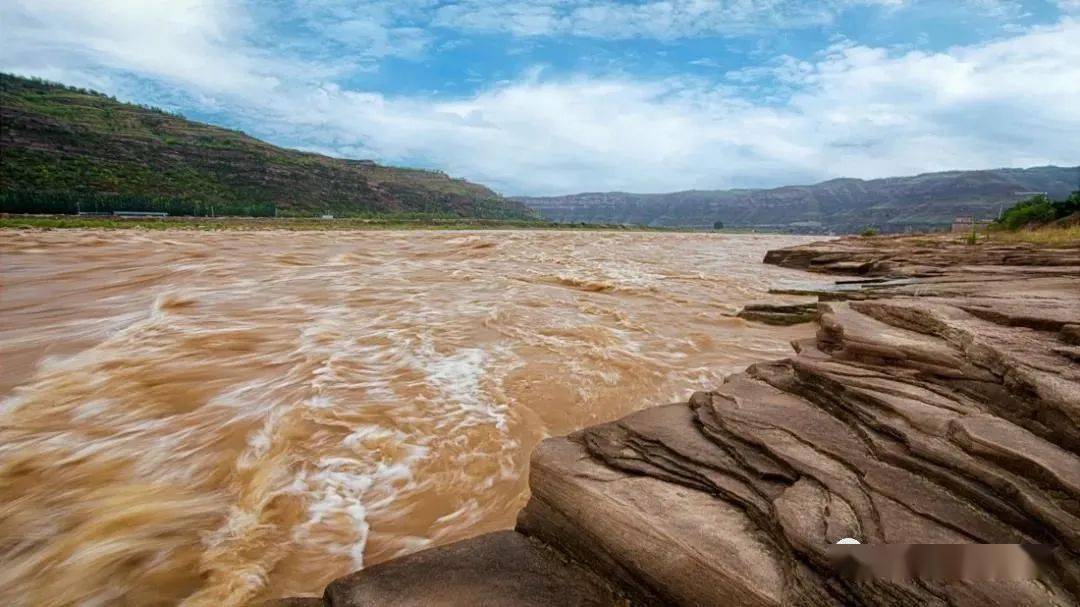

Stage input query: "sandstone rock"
[
  {"left": 518, "top": 431, "right": 794, "bottom": 607},
  {"left": 516, "top": 293, "right": 1079, "bottom": 605},
  {"left": 266, "top": 598, "right": 323, "bottom": 607},
  {"left": 762, "top": 235, "right": 1080, "bottom": 277},
  {"left": 1063, "top": 324, "right": 1080, "bottom": 346},
  {"left": 518, "top": 235, "right": 1079, "bottom": 605},
  {"left": 316, "top": 531, "right": 620, "bottom": 607},
  {"left": 737, "top": 302, "right": 819, "bottom": 325}
]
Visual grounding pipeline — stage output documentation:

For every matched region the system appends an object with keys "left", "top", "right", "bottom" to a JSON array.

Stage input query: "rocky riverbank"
[{"left": 278, "top": 234, "right": 1080, "bottom": 606}]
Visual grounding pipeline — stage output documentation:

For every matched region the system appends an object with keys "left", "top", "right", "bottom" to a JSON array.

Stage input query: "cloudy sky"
[{"left": 2, "top": 1, "right": 1078, "bottom": 195}]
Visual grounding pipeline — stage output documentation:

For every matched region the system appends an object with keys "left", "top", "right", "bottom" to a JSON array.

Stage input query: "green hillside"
[{"left": 0, "top": 73, "right": 535, "bottom": 219}]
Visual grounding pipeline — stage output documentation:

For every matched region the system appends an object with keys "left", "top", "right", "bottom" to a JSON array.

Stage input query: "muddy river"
[{"left": 0, "top": 229, "right": 818, "bottom": 605}]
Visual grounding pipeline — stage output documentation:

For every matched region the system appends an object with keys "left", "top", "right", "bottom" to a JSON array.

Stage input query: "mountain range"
[
  {"left": 0, "top": 73, "right": 535, "bottom": 220},
  {"left": 515, "top": 166, "right": 1079, "bottom": 233}
]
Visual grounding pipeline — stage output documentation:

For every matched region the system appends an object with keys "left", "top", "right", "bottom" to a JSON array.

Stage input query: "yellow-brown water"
[{"left": 0, "top": 229, "right": 818, "bottom": 605}]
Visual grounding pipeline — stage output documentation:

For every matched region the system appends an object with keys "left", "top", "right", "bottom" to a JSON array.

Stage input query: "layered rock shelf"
[{"left": 283, "top": 235, "right": 1080, "bottom": 606}]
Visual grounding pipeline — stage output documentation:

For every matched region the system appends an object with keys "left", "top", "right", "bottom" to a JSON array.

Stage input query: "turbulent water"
[{"left": 0, "top": 229, "right": 818, "bottom": 605}]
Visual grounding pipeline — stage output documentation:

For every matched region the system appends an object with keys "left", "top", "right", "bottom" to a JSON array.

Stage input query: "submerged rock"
[{"left": 737, "top": 302, "right": 819, "bottom": 325}]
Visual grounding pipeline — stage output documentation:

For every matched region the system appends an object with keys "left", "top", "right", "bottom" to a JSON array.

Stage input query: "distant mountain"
[
  {"left": 0, "top": 73, "right": 535, "bottom": 219},
  {"left": 515, "top": 166, "right": 1080, "bottom": 233}
]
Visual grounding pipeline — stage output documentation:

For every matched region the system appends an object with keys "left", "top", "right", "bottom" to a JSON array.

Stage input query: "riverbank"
[
  {"left": 0, "top": 214, "right": 683, "bottom": 232},
  {"left": 281, "top": 232, "right": 1080, "bottom": 606}
]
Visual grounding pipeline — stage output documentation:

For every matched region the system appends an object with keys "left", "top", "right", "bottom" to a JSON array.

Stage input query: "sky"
[{"left": 1, "top": 1, "right": 1078, "bottom": 196}]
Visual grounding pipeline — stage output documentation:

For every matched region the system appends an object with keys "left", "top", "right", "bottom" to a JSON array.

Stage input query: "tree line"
[
  {"left": 0, "top": 190, "right": 276, "bottom": 217},
  {"left": 995, "top": 191, "right": 1080, "bottom": 230}
]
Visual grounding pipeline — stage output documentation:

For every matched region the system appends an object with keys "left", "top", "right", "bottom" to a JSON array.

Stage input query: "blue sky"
[{"left": 2, "top": 1, "right": 1078, "bottom": 195}]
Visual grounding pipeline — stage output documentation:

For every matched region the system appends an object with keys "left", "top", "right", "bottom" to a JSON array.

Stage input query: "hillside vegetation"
[
  {"left": 982, "top": 191, "right": 1080, "bottom": 244},
  {"left": 0, "top": 74, "right": 535, "bottom": 219},
  {"left": 994, "top": 191, "right": 1079, "bottom": 230},
  {"left": 516, "top": 166, "right": 1080, "bottom": 233}
]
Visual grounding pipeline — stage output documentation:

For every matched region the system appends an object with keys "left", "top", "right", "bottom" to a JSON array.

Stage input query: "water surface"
[{"left": 0, "top": 229, "right": 818, "bottom": 605}]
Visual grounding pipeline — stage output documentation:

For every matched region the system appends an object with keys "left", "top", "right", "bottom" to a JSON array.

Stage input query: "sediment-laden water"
[{"left": 0, "top": 229, "right": 818, "bottom": 605}]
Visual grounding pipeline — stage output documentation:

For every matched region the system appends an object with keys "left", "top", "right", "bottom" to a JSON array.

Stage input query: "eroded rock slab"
[
  {"left": 518, "top": 426, "right": 794, "bottom": 607},
  {"left": 762, "top": 235, "right": 1080, "bottom": 278},
  {"left": 518, "top": 304, "right": 1079, "bottom": 605},
  {"left": 515, "top": 235, "right": 1079, "bottom": 606}
]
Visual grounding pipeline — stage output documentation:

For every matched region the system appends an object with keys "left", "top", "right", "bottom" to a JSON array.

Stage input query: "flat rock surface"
[{"left": 762, "top": 234, "right": 1080, "bottom": 276}]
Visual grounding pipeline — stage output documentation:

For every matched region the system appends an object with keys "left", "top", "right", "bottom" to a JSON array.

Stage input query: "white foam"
[
  {"left": 423, "top": 346, "right": 506, "bottom": 429},
  {"left": 294, "top": 425, "right": 428, "bottom": 569}
]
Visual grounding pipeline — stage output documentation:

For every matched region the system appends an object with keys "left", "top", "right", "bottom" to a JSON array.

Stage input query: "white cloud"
[
  {"left": 0, "top": 0, "right": 407, "bottom": 96},
  {"left": 0, "top": 0, "right": 280, "bottom": 96},
  {"left": 432, "top": 0, "right": 908, "bottom": 40},
  {"left": 1, "top": 2, "right": 1077, "bottom": 195},
  {"left": 963, "top": 0, "right": 1026, "bottom": 19},
  {"left": 244, "top": 19, "right": 1080, "bottom": 194},
  {"left": 323, "top": 20, "right": 431, "bottom": 59},
  {"left": 689, "top": 58, "right": 723, "bottom": 68}
]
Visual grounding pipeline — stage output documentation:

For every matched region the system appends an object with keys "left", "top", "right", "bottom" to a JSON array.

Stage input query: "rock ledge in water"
[{"left": 737, "top": 302, "right": 819, "bottom": 325}]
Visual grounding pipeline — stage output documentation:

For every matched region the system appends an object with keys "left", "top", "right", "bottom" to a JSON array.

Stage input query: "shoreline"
[
  {"left": 1, "top": 215, "right": 715, "bottom": 233},
  {"left": 279, "top": 232, "right": 1080, "bottom": 606}
]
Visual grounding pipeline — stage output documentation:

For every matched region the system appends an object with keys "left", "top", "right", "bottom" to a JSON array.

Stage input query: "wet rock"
[
  {"left": 314, "top": 531, "right": 620, "bottom": 607},
  {"left": 266, "top": 598, "right": 324, "bottom": 607},
  {"left": 737, "top": 302, "right": 819, "bottom": 325},
  {"left": 1063, "top": 324, "right": 1080, "bottom": 346}
]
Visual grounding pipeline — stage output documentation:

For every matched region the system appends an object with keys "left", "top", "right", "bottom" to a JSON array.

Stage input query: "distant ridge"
[
  {"left": 0, "top": 73, "right": 536, "bottom": 219},
  {"left": 515, "top": 166, "right": 1080, "bottom": 233}
]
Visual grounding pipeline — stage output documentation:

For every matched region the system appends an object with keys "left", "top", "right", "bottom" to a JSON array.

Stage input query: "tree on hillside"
[
  {"left": 1052, "top": 191, "right": 1080, "bottom": 218},
  {"left": 996, "top": 192, "right": 1078, "bottom": 230}
]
